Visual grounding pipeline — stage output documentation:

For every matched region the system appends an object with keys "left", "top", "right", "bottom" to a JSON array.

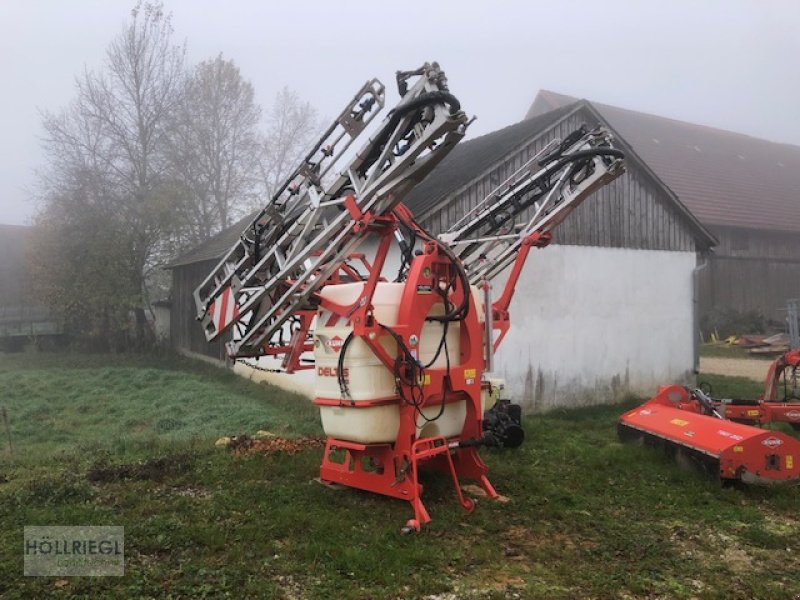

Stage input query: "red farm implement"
[
  {"left": 194, "top": 62, "right": 625, "bottom": 531},
  {"left": 619, "top": 385, "right": 800, "bottom": 484}
]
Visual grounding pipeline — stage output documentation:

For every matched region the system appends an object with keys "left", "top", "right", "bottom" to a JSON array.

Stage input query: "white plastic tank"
[{"left": 314, "top": 281, "right": 482, "bottom": 444}]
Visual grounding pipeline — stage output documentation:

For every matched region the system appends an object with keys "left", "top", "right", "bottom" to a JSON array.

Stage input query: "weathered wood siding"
[
  {"left": 170, "top": 259, "right": 229, "bottom": 361},
  {"left": 421, "top": 108, "right": 698, "bottom": 252},
  {"left": 699, "top": 226, "right": 800, "bottom": 320}
]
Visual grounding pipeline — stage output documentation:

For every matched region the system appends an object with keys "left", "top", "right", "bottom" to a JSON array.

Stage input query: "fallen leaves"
[
  {"left": 221, "top": 434, "right": 325, "bottom": 456},
  {"left": 461, "top": 484, "right": 510, "bottom": 503}
]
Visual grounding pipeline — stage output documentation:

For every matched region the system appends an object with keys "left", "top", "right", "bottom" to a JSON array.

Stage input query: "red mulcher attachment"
[{"left": 619, "top": 385, "right": 800, "bottom": 484}]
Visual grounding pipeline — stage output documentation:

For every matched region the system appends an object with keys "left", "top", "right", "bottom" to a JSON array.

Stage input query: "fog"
[{"left": 1, "top": 0, "right": 798, "bottom": 225}]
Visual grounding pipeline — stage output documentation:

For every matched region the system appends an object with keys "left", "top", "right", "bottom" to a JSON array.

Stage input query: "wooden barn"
[
  {"left": 167, "top": 99, "right": 721, "bottom": 410},
  {"left": 401, "top": 101, "right": 716, "bottom": 409},
  {"left": 528, "top": 90, "right": 800, "bottom": 325},
  {"left": 165, "top": 216, "right": 255, "bottom": 363}
]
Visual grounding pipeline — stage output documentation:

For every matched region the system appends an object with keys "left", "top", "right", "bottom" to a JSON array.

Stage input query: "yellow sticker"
[
  {"left": 747, "top": 410, "right": 760, "bottom": 417},
  {"left": 670, "top": 418, "right": 689, "bottom": 426},
  {"left": 422, "top": 374, "right": 431, "bottom": 386},
  {"left": 787, "top": 455, "right": 794, "bottom": 469},
  {"left": 733, "top": 446, "right": 744, "bottom": 453},
  {"left": 464, "top": 368, "right": 476, "bottom": 379}
]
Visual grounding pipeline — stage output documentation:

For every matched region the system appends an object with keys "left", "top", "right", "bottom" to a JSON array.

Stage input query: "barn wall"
[
  {"left": 421, "top": 109, "right": 698, "bottom": 253},
  {"left": 699, "top": 226, "right": 800, "bottom": 321},
  {"left": 493, "top": 245, "right": 696, "bottom": 411},
  {"left": 170, "top": 260, "right": 229, "bottom": 361},
  {"left": 226, "top": 242, "right": 698, "bottom": 411}
]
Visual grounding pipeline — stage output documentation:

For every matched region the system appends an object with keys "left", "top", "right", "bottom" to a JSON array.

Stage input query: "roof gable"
[
  {"left": 527, "top": 91, "right": 800, "bottom": 233},
  {"left": 406, "top": 101, "right": 714, "bottom": 248}
]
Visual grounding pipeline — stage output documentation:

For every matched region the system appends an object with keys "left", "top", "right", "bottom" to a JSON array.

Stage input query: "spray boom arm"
[
  {"left": 193, "top": 63, "right": 469, "bottom": 358},
  {"left": 194, "top": 63, "right": 625, "bottom": 368},
  {"left": 435, "top": 126, "right": 625, "bottom": 352}
]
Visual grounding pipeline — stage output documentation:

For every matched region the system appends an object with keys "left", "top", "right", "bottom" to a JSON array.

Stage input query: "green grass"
[
  {"left": 0, "top": 353, "right": 799, "bottom": 599},
  {"left": 0, "top": 352, "right": 319, "bottom": 469},
  {"left": 697, "top": 373, "right": 765, "bottom": 399},
  {"left": 699, "top": 344, "right": 773, "bottom": 361}
]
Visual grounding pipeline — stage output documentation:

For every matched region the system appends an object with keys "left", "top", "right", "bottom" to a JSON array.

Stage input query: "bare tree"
[
  {"left": 259, "top": 87, "right": 321, "bottom": 200},
  {"left": 167, "top": 55, "right": 262, "bottom": 244},
  {"left": 36, "top": 1, "right": 185, "bottom": 347}
]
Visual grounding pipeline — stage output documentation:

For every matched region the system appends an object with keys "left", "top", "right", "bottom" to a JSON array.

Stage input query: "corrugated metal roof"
[{"left": 528, "top": 90, "right": 800, "bottom": 233}]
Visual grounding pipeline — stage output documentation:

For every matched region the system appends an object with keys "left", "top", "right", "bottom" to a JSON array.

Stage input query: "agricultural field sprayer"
[{"left": 194, "top": 62, "right": 625, "bottom": 531}]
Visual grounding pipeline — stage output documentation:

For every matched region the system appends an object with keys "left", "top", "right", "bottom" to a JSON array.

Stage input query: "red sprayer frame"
[{"left": 255, "top": 202, "right": 548, "bottom": 531}]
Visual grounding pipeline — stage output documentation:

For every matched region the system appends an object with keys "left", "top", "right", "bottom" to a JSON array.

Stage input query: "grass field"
[
  {"left": 1, "top": 352, "right": 799, "bottom": 599},
  {"left": 698, "top": 344, "right": 775, "bottom": 361}
]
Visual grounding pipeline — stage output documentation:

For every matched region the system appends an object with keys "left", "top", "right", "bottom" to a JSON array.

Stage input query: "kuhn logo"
[
  {"left": 762, "top": 437, "right": 783, "bottom": 449},
  {"left": 327, "top": 336, "right": 344, "bottom": 353},
  {"left": 785, "top": 410, "right": 800, "bottom": 421}
]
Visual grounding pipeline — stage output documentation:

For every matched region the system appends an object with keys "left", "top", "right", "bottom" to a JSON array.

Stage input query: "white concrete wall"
[
  {"left": 228, "top": 241, "right": 696, "bottom": 412},
  {"left": 493, "top": 244, "right": 696, "bottom": 411}
]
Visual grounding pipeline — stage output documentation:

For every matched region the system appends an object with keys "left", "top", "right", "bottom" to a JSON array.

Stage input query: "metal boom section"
[
  {"left": 438, "top": 125, "right": 625, "bottom": 285},
  {"left": 193, "top": 63, "right": 469, "bottom": 358}
]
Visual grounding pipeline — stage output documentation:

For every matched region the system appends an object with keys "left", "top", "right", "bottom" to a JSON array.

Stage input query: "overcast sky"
[{"left": 1, "top": 0, "right": 798, "bottom": 225}]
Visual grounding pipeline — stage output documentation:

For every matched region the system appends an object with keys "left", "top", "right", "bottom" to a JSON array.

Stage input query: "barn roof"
[
  {"left": 404, "top": 99, "right": 714, "bottom": 248},
  {"left": 171, "top": 97, "right": 721, "bottom": 269},
  {"left": 166, "top": 213, "right": 257, "bottom": 268},
  {"left": 528, "top": 90, "right": 800, "bottom": 234},
  {"left": 403, "top": 103, "right": 578, "bottom": 217}
]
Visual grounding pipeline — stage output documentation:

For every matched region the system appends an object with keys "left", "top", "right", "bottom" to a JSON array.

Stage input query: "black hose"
[
  {"left": 336, "top": 332, "right": 356, "bottom": 400},
  {"left": 390, "top": 90, "right": 461, "bottom": 117},
  {"left": 361, "top": 91, "right": 462, "bottom": 172},
  {"left": 540, "top": 148, "right": 625, "bottom": 181},
  {"left": 394, "top": 213, "right": 470, "bottom": 323}
]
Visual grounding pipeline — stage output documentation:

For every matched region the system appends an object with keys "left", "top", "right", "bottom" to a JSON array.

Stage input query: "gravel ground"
[{"left": 699, "top": 356, "right": 771, "bottom": 381}]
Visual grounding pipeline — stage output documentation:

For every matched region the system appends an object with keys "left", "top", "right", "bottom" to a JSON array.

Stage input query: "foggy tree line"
[{"left": 32, "top": 2, "right": 319, "bottom": 349}]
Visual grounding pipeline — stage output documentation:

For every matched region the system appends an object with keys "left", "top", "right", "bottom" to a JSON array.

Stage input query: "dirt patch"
[
  {"left": 502, "top": 524, "right": 597, "bottom": 554},
  {"left": 87, "top": 454, "right": 193, "bottom": 483},
  {"left": 174, "top": 486, "right": 212, "bottom": 499},
  {"left": 699, "top": 357, "right": 770, "bottom": 381},
  {"left": 230, "top": 436, "right": 325, "bottom": 456}
]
